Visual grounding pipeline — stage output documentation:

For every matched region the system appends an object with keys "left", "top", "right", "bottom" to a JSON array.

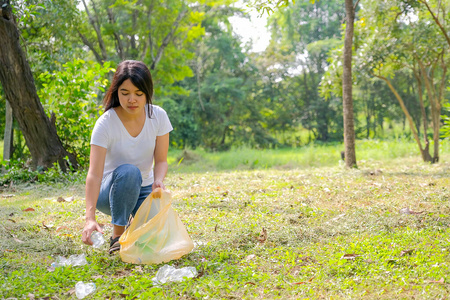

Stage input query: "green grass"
[
  {"left": 170, "top": 138, "right": 450, "bottom": 172},
  {"left": 2, "top": 140, "right": 450, "bottom": 299}
]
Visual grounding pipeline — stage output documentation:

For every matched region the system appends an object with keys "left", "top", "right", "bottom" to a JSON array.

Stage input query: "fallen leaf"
[
  {"left": 60, "top": 234, "right": 74, "bottom": 239},
  {"left": 56, "top": 226, "right": 68, "bottom": 232},
  {"left": 257, "top": 227, "right": 267, "bottom": 243},
  {"left": 57, "top": 197, "right": 66, "bottom": 202},
  {"left": 429, "top": 278, "right": 445, "bottom": 284},
  {"left": 113, "top": 269, "right": 131, "bottom": 278},
  {"left": 245, "top": 282, "right": 256, "bottom": 285},
  {"left": 13, "top": 236, "right": 24, "bottom": 243},
  {"left": 5, "top": 249, "right": 14, "bottom": 252},
  {"left": 400, "top": 249, "right": 414, "bottom": 256},
  {"left": 7, "top": 219, "right": 15, "bottom": 223},
  {"left": 214, "top": 224, "right": 218, "bottom": 232},
  {"left": 195, "top": 269, "right": 205, "bottom": 279},
  {"left": 387, "top": 259, "right": 397, "bottom": 264},
  {"left": 2, "top": 194, "right": 15, "bottom": 198},
  {"left": 331, "top": 214, "right": 345, "bottom": 222},
  {"left": 341, "top": 253, "right": 361, "bottom": 260},
  {"left": 23, "top": 207, "right": 35, "bottom": 212},
  {"left": 9, "top": 212, "right": 14, "bottom": 216},
  {"left": 294, "top": 281, "right": 308, "bottom": 285},
  {"left": 246, "top": 254, "right": 256, "bottom": 261},
  {"left": 399, "top": 207, "right": 423, "bottom": 215},
  {"left": 42, "top": 221, "right": 54, "bottom": 230}
]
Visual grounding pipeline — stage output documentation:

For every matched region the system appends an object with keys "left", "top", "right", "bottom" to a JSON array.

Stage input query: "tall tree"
[
  {"left": 0, "top": 0, "right": 77, "bottom": 170},
  {"left": 342, "top": 0, "right": 357, "bottom": 167},
  {"left": 354, "top": 0, "right": 448, "bottom": 162},
  {"left": 76, "top": 0, "right": 208, "bottom": 90}
]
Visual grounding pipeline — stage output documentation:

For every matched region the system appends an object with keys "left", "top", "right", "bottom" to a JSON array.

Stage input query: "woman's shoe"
[{"left": 109, "top": 236, "right": 120, "bottom": 254}]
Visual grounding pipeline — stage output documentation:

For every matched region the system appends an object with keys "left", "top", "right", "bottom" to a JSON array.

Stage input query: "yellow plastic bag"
[{"left": 119, "top": 188, "right": 194, "bottom": 264}]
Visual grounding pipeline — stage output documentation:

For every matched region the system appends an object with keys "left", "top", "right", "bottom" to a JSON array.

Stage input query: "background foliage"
[{"left": 1, "top": 0, "right": 450, "bottom": 168}]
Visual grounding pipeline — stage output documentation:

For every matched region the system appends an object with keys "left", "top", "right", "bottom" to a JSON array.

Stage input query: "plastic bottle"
[
  {"left": 90, "top": 231, "right": 105, "bottom": 248},
  {"left": 51, "top": 254, "right": 87, "bottom": 267},
  {"left": 152, "top": 265, "right": 197, "bottom": 284},
  {"left": 69, "top": 254, "right": 88, "bottom": 266},
  {"left": 75, "top": 281, "right": 96, "bottom": 299}
]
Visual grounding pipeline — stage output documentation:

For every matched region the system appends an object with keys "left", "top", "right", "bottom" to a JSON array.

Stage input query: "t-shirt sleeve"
[
  {"left": 90, "top": 116, "right": 109, "bottom": 149},
  {"left": 157, "top": 107, "right": 173, "bottom": 136}
]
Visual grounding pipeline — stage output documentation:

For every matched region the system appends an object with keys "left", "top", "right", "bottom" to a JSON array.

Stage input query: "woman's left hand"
[{"left": 152, "top": 180, "right": 165, "bottom": 190}]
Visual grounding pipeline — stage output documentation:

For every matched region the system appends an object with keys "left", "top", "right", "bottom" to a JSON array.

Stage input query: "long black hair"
[{"left": 103, "top": 60, "right": 153, "bottom": 117}]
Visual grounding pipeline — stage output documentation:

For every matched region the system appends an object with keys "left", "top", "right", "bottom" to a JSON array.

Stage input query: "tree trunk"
[
  {"left": 418, "top": 58, "right": 445, "bottom": 163},
  {"left": 3, "top": 100, "right": 13, "bottom": 161},
  {"left": 376, "top": 75, "right": 432, "bottom": 162},
  {"left": 413, "top": 69, "right": 432, "bottom": 161},
  {"left": 343, "top": 0, "right": 357, "bottom": 168},
  {"left": 0, "top": 1, "right": 78, "bottom": 171}
]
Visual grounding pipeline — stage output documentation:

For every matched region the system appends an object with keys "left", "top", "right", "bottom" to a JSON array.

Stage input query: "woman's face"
[{"left": 117, "top": 79, "right": 147, "bottom": 116}]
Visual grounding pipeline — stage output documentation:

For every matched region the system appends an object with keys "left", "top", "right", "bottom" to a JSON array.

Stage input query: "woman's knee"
[{"left": 113, "top": 164, "right": 142, "bottom": 185}]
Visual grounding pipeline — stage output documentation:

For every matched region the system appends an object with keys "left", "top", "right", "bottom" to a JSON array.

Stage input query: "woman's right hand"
[{"left": 82, "top": 219, "right": 104, "bottom": 245}]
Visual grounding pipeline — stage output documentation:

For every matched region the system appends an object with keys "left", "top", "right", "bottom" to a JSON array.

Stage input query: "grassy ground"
[{"left": 1, "top": 141, "right": 450, "bottom": 299}]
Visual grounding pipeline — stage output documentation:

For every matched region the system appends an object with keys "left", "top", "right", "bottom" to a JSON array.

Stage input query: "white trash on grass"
[
  {"left": 152, "top": 265, "right": 197, "bottom": 285},
  {"left": 51, "top": 254, "right": 88, "bottom": 267},
  {"left": 75, "top": 281, "right": 96, "bottom": 299}
]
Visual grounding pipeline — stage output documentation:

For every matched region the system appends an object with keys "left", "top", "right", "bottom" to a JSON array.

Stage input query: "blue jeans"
[{"left": 96, "top": 164, "right": 152, "bottom": 226}]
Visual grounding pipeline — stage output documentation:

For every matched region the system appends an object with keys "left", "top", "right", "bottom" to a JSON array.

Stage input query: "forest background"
[
  {"left": 1, "top": 0, "right": 450, "bottom": 172},
  {"left": 3, "top": 1, "right": 450, "bottom": 298}
]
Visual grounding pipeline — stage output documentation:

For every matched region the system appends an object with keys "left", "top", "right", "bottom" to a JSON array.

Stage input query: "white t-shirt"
[{"left": 90, "top": 105, "right": 173, "bottom": 186}]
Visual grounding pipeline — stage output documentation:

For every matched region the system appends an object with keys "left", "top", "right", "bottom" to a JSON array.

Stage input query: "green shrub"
[{"left": 38, "top": 59, "right": 114, "bottom": 167}]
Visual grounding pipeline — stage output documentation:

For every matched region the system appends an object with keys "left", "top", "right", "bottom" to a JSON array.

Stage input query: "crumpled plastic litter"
[
  {"left": 90, "top": 231, "right": 105, "bottom": 248},
  {"left": 75, "top": 281, "right": 96, "bottom": 299},
  {"left": 151, "top": 265, "right": 197, "bottom": 285},
  {"left": 51, "top": 254, "right": 88, "bottom": 267}
]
